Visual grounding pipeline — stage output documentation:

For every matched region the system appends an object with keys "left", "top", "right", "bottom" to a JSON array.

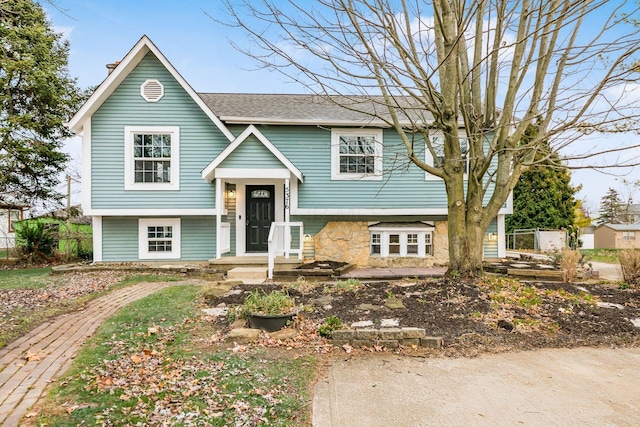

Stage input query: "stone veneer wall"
[
  {"left": 314, "top": 221, "right": 449, "bottom": 267},
  {"left": 314, "top": 221, "right": 370, "bottom": 266}
]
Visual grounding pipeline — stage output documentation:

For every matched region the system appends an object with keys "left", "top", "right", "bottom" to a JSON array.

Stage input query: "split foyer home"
[{"left": 68, "top": 36, "right": 510, "bottom": 274}]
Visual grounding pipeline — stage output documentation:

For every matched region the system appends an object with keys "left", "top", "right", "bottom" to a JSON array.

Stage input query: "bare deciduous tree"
[{"left": 220, "top": 0, "right": 640, "bottom": 277}]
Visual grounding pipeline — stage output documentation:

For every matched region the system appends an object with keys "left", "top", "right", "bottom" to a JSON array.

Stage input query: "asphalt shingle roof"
[{"left": 198, "top": 93, "right": 436, "bottom": 126}]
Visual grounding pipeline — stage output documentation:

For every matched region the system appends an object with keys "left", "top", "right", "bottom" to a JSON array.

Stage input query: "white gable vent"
[{"left": 140, "top": 79, "right": 164, "bottom": 102}]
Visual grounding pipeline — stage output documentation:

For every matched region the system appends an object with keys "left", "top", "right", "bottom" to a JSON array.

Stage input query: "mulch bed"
[{"left": 206, "top": 278, "right": 640, "bottom": 356}]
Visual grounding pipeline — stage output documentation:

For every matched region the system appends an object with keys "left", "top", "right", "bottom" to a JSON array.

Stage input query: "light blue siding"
[
  {"left": 220, "top": 136, "right": 284, "bottom": 169},
  {"left": 181, "top": 217, "right": 216, "bottom": 259},
  {"left": 251, "top": 126, "right": 450, "bottom": 209},
  {"left": 91, "top": 52, "right": 228, "bottom": 209},
  {"left": 102, "top": 216, "right": 216, "bottom": 261},
  {"left": 102, "top": 217, "right": 138, "bottom": 261},
  {"left": 293, "top": 215, "right": 445, "bottom": 235}
]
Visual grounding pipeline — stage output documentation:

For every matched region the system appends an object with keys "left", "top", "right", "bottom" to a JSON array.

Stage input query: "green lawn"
[
  {"left": 36, "top": 285, "right": 317, "bottom": 426},
  {"left": 0, "top": 267, "right": 52, "bottom": 290},
  {"left": 580, "top": 249, "right": 625, "bottom": 264}
]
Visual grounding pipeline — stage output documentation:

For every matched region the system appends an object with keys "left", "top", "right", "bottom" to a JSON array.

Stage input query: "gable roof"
[
  {"left": 68, "top": 36, "right": 234, "bottom": 141},
  {"left": 198, "top": 93, "right": 443, "bottom": 127},
  {"left": 201, "top": 125, "right": 303, "bottom": 182},
  {"left": 598, "top": 223, "right": 640, "bottom": 231}
]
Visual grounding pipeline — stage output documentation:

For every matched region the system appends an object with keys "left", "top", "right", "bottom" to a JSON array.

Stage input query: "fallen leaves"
[
  {"left": 24, "top": 351, "right": 41, "bottom": 362},
  {"left": 74, "top": 323, "right": 298, "bottom": 426},
  {"left": 1, "top": 271, "right": 127, "bottom": 340}
]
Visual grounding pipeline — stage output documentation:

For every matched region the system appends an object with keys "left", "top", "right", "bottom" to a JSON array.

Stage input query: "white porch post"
[
  {"left": 92, "top": 216, "right": 102, "bottom": 262},
  {"left": 216, "top": 178, "right": 223, "bottom": 259},
  {"left": 497, "top": 214, "right": 506, "bottom": 258},
  {"left": 284, "top": 178, "right": 290, "bottom": 258}
]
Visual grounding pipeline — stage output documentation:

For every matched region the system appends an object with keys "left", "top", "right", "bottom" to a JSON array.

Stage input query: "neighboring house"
[
  {"left": 0, "top": 204, "right": 27, "bottom": 249},
  {"left": 594, "top": 224, "right": 640, "bottom": 249},
  {"left": 68, "top": 36, "right": 511, "bottom": 269},
  {"left": 599, "top": 203, "right": 640, "bottom": 225},
  {"left": 624, "top": 204, "right": 640, "bottom": 224}
]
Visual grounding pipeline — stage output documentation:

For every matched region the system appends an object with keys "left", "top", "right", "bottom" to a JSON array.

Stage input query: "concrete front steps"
[
  {"left": 209, "top": 256, "right": 302, "bottom": 270},
  {"left": 226, "top": 267, "right": 268, "bottom": 284},
  {"left": 210, "top": 256, "right": 303, "bottom": 284}
]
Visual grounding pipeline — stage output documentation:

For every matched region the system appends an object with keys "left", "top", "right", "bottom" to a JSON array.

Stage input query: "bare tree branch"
[{"left": 215, "top": 0, "right": 640, "bottom": 276}]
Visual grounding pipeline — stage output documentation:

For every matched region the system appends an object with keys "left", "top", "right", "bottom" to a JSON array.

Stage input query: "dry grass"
[
  {"left": 559, "top": 248, "right": 581, "bottom": 283},
  {"left": 619, "top": 249, "right": 640, "bottom": 287}
]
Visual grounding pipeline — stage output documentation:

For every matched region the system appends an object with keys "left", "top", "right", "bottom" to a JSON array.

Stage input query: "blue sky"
[
  {"left": 46, "top": 0, "right": 300, "bottom": 93},
  {"left": 44, "top": 0, "right": 634, "bottom": 214}
]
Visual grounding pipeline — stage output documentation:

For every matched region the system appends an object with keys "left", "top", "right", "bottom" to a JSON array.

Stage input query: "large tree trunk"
[{"left": 445, "top": 174, "right": 485, "bottom": 278}]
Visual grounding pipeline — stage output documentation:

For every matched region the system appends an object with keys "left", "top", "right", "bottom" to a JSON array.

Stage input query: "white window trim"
[
  {"left": 331, "top": 128, "right": 383, "bottom": 181},
  {"left": 369, "top": 225, "right": 435, "bottom": 257},
  {"left": 124, "top": 126, "right": 180, "bottom": 191},
  {"left": 138, "top": 218, "right": 181, "bottom": 260},
  {"left": 425, "top": 132, "right": 468, "bottom": 181}
]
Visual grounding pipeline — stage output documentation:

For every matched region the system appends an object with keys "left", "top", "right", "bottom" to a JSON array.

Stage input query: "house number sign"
[{"left": 251, "top": 190, "right": 270, "bottom": 199}]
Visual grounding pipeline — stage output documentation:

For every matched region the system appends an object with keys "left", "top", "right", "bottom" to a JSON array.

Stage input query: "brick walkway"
[{"left": 0, "top": 281, "right": 177, "bottom": 427}]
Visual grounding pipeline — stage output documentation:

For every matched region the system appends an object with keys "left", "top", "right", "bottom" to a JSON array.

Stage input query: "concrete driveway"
[{"left": 313, "top": 347, "right": 640, "bottom": 426}]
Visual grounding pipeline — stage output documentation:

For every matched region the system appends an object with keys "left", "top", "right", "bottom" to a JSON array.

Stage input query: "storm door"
[{"left": 245, "top": 185, "right": 275, "bottom": 252}]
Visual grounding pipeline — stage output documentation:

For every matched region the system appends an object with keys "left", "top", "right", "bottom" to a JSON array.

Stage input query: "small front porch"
[{"left": 200, "top": 124, "right": 305, "bottom": 264}]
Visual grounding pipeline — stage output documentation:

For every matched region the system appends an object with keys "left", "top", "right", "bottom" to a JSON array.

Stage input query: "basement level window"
[
  {"left": 138, "top": 218, "right": 181, "bottom": 259},
  {"left": 369, "top": 223, "right": 434, "bottom": 257}
]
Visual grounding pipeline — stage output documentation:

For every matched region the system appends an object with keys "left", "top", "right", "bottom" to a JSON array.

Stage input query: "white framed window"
[
  {"left": 8, "top": 209, "right": 21, "bottom": 232},
  {"left": 331, "top": 128, "right": 383, "bottom": 180},
  {"left": 371, "top": 233, "right": 381, "bottom": 254},
  {"left": 369, "top": 224, "right": 435, "bottom": 257},
  {"left": 623, "top": 231, "right": 636, "bottom": 241},
  {"left": 139, "top": 218, "right": 181, "bottom": 259},
  {"left": 407, "top": 233, "right": 419, "bottom": 254},
  {"left": 425, "top": 134, "right": 468, "bottom": 181},
  {"left": 124, "top": 126, "right": 180, "bottom": 190},
  {"left": 425, "top": 232, "right": 433, "bottom": 255}
]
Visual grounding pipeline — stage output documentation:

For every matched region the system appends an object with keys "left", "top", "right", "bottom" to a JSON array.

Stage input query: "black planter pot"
[{"left": 247, "top": 313, "right": 296, "bottom": 332}]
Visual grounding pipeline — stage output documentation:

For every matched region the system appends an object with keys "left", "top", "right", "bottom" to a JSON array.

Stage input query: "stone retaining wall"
[
  {"left": 314, "top": 221, "right": 449, "bottom": 267},
  {"left": 330, "top": 327, "right": 443, "bottom": 349}
]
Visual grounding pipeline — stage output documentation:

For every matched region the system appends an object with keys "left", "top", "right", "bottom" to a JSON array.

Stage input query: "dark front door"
[{"left": 246, "top": 185, "right": 275, "bottom": 252}]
